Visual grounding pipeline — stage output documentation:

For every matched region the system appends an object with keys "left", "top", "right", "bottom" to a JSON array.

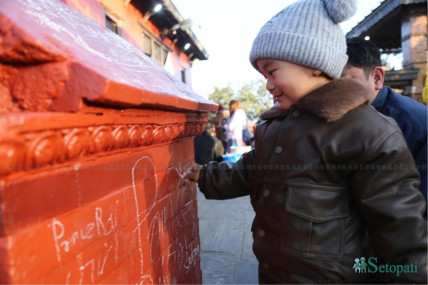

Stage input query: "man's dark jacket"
[
  {"left": 372, "top": 86, "right": 427, "bottom": 200},
  {"left": 194, "top": 131, "right": 224, "bottom": 165}
]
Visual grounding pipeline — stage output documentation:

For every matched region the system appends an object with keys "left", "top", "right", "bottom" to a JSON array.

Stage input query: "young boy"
[{"left": 185, "top": 0, "right": 427, "bottom": 283}]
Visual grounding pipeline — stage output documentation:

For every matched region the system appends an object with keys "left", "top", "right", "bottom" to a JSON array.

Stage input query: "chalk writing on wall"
[{"left": 46, "top": 155, "right": 199, "bottom": 284}]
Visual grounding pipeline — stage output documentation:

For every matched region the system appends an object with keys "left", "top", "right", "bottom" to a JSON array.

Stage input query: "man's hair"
[
  {"left": 204, "top": 120, "right": 215, "bottom": 134},
  {"left": 346, "top": 37, "right": 382, "bottom": 79}
]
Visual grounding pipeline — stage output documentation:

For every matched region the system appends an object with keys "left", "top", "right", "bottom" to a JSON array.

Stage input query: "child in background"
[{"left": 185, "top": 0, "right": 427, "bottom": 283}]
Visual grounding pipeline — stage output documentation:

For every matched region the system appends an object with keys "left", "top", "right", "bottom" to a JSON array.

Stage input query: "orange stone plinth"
[{"left": 0, "top": 0, "right": 216, "bottom": 283}]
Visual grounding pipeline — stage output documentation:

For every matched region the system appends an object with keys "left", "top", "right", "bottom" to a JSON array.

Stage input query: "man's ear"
[{"left": 373, "top": 67, "right": 385, "bottom": 91}]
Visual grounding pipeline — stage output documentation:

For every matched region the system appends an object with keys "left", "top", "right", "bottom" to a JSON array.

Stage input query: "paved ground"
[{"left": 197, "top": 190, "right": 259, "bottom": 284}]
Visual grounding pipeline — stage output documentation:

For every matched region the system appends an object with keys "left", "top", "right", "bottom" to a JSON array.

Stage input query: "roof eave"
[
  {"left": 161, "top": 0, "right": 208, "bottom": 60},
  {"left": 346, "top": 0, "right": 400, "bottom": 38}
]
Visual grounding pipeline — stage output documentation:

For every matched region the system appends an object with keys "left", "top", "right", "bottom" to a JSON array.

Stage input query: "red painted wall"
[
  {"left": 1, "top": 132, "right": 203, "bottom": 284},
  {"left": 0, "top": 0, "right": 215, "bottom": 283}
]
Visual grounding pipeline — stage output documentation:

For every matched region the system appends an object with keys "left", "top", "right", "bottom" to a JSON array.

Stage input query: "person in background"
[
  {"left": 184, "top": 0, "right": 427, "bottom": 283},
  {"left": 342, "top": 37, "right": 427, "bottom": 200},
  {"left": 194, "top": 120, "right": 224, "bottom": 165},
  {"left": 423, "top": 76, "right": 427, "bottom": 104},
  {"left": 212, "top": 104, "right": 228, "bottom": 153},
  {"left": 226, "top": 100, "right": 247, "bottom": 153}
]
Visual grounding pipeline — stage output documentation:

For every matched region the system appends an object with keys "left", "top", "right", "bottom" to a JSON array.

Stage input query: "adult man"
[{"left": 342, "top": 37, "right": 427, "bottom": 200}]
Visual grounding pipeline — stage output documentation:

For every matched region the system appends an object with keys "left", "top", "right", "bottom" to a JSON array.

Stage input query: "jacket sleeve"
[
  {"left": 351, "top": 129, "right": 427, "bottom": 283},
  {"left": 414, "top": 142, "right": 427, "bottom": 201},
  {"left": 197, "top": 150, "right": 254, "bottom": 200}
]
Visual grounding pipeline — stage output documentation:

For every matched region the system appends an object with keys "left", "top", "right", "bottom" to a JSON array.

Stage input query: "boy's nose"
[{"left": 266, "top": 79, "right": 275, "bottom": 93}]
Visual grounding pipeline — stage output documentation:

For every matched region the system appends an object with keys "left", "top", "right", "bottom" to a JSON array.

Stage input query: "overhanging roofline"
[
  {"left": 162, "top": 0, "right": 208, "bottom": 60},
  {"left": 347, "top": 0, "right": 399, "bottom": 38},
  {"left": 347, "top": 0, "right": 427, "bottom": 38},
  {"left": 130, "top": 0, "right": 208, "bottom": 61}
]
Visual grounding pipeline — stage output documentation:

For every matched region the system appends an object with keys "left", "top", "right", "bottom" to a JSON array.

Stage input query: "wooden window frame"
[
  {"left": 142, "top": 29, "right": 170, "bottom": 66},
  {"left": 105, "top": 11, "right": 121, "bottom": 36}
]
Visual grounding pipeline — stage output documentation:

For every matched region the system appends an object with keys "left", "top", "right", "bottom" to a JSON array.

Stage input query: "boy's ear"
[{"left": 373, "top": 67, "right": 385, "bottom": 91}]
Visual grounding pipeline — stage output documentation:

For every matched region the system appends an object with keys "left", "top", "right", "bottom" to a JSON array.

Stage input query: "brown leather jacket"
[{"left": 198, "top": 79, "right": 427, "bottom": 284}]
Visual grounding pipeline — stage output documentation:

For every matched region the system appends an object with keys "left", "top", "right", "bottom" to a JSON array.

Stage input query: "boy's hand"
[{"left": 182, "top": 162, "right": 202, "bottom": 185}]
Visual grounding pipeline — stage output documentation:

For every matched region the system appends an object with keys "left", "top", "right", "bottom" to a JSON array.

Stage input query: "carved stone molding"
[{"left": 0, "top": 122, "right": 205, "bottom": 176}]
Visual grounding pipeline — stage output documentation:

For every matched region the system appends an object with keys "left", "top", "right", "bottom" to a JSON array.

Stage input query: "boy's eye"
[{"left": 268, "top": 69, "right": 277, "bottom": 76}]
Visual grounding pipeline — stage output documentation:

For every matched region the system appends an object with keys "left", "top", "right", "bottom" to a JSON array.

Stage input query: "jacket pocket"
[{"left": 280, "top": 184, "right": 349, "bottom": 261}]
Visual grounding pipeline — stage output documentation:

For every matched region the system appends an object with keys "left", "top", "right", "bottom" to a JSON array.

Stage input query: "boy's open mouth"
[{"left": 274, "top": 94, "right": 284, "bottom": 100}]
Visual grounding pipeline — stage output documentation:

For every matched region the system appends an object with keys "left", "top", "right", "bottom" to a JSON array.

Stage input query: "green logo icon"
[{"left": 353, "top": 257, "right": 367, "bottom": 273}]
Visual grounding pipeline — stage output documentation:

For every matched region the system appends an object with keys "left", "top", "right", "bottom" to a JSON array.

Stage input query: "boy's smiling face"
[{"left": 257, "top": 59, "right": 328, "bottom": 110}]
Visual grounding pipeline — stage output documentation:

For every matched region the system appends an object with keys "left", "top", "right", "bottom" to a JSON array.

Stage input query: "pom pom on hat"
[
  {"left": 322, "top": 0, "right": 357, "bottom": 23},
  {"left": 249, "top": 0, "right": 357, "bottom": 79}
]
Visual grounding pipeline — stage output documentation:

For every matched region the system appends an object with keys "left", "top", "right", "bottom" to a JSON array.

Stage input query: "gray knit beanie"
[{"left": 249, "top": 0, "right": 357, "bottom": 79}]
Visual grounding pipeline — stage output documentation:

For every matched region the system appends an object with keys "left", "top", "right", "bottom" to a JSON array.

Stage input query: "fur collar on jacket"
[{"left": 260, "top": 78, "right": 371, "bottom": 122}]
